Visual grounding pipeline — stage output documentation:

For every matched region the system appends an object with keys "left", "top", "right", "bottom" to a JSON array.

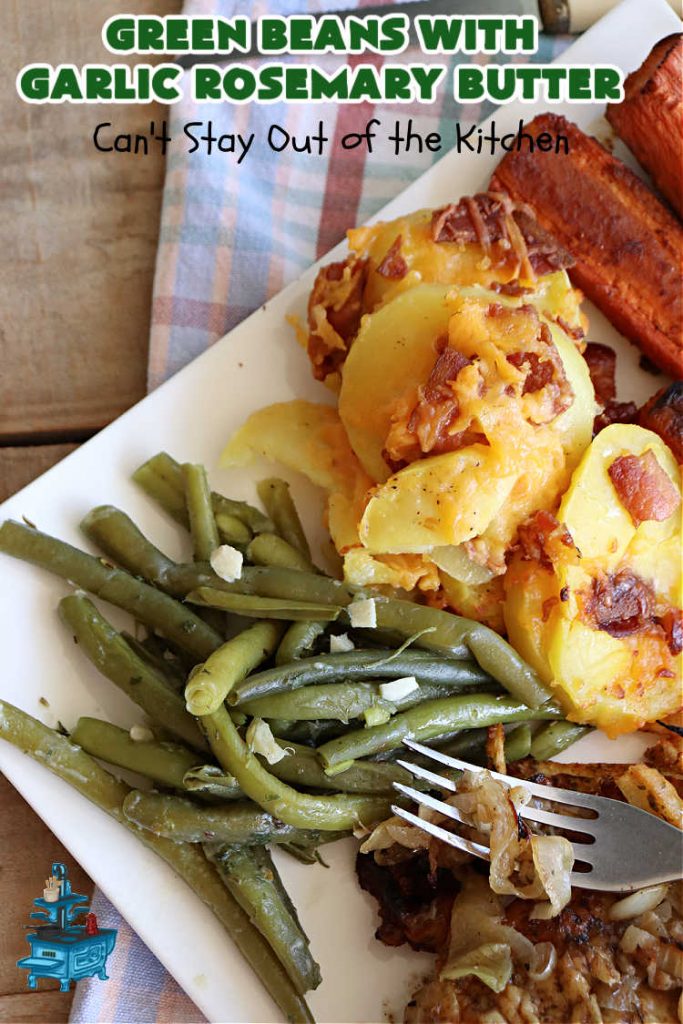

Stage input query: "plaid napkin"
[{"left": 71, "top": 3, "right": 569, "bottom": 1020}]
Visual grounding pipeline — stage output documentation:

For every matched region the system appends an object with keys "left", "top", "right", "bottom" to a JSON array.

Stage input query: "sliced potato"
[
  {"left": 504, "top": 424, "right": 682, "bottom": 737},
  {"left": 359, "top": 446, "right": 516, "bottom": 554},
  {"left": 221, "top": 400, "right": 373, "bottom": 552},
  {"left": 339, "top": 283, "right": 593, "bottom": 484},
  {"left": 348, "top": 210, "right": 585, "bottom": 331}
]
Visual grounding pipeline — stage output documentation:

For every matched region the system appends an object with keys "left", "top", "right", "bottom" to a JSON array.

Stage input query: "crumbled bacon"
[
  {"left": 589, "top": 569, "right": 656, "bottom": 637},
  {"left": 431, "top": 193, "right": 574, "bottom": 276},
  {"left": 516, "top": 510, "right": 574, "bottom": 570},
  {"left": 608, "top": 450, "right": 680, "bottom": 526},
  {"left": 657, "top": 609, "right": 683, "bottom": 656},
  {"left": 583, "top": 342, "right": 617, "bottom": 405},
  {"left": 376, "top": 234, "right": 408, "bottom": 280},
  {"left": 306, "top": 256, "right": 368, "bottom": 380},
  {"left": 555, "top": 316, "right": 585, "bottom": 342},
  {"left": 583, "top": 342, "right": 639, "bottom": 433},
  {"left": 386, "top": 345, "right": 476, "bottom": 468},
  {"left": 489, "top": 280, "right": 533, "bottom": 297},
  {"left": 508, "top": 350, "right": 555, "bottom": 394},
  {"left": 594, "top": 399, "right": 639, "bottom": 433},
  {"left": 639, "top": 382, "right": 683, "bottom": 463}
]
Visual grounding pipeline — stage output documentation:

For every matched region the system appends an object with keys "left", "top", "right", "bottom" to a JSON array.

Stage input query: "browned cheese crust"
[
  {"left": 607, "top": 34, "right": 683, "bottom": 218},
  {"left": 490, "top": 114, "right": 683, "bottom": 379}
]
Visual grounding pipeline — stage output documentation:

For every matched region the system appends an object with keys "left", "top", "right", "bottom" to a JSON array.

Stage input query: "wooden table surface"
[{"left": 1, "top": 1, "right": 179, "bottom": 1019}]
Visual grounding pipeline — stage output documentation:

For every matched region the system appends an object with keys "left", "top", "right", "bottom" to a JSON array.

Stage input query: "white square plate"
[{"left": 1, "top": 1, "right": 679, "bottom": 1019}]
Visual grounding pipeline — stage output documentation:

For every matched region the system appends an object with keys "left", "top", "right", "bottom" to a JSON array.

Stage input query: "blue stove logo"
[{"left": 17, "top": 862, "right": 117, "bottom": 992}]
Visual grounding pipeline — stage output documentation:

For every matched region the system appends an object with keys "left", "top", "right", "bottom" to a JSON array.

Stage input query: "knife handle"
[{"left": 540, "top": 0, "right": 679, "bottom": 33}]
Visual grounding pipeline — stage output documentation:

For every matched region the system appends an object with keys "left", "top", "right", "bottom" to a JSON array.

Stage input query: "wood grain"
[
  {"left": 0, "top": 444, "right": 78, "bottom": 503},
  {"left": 0, "top": 0, "right": 181, "bottom": 442}
]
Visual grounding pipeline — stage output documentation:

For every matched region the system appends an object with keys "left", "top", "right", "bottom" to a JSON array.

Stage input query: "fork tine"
[
  {"left": 399, "top": 753, "right": 598, "bottom": 837},
  {"left": 394, "top": 782, "right": 473, "bottom": 828},
  {"left": 403, "top": 739, "right": 601, "bottom": 809},
  {"left": 391, "top": 804, "right": 490, "bottom": 861},
  {"left": 395, "top": 759, "right": 459, "bottom": 793}
]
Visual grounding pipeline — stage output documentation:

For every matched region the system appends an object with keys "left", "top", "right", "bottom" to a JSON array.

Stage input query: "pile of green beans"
[{"left": 0, "top": 452, "right": 591, "bottom": 1023}]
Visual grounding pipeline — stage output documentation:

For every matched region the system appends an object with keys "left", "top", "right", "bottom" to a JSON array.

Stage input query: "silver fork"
[{"left": 392, "top": 739, "right": 683, "bottom": 893}]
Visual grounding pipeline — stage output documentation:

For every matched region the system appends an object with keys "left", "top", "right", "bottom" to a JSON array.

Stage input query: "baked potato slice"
[{"left": 504, "top": 425, "right": 682, "bottom": 736}]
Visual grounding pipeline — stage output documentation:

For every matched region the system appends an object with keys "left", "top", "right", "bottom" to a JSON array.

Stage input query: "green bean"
[
  {"left": 184, "top": 620, "right": 285, "bottom": 717},
  {"left": 276, "top": 621, "right": 327, "bottom": 666},
  {"left": 182, "top": 463, "right": 220, "bottom": 561},
  {"left": 204, "top": 844, "right": 321, "bottom": 995},
  {"left": 163, "top": 563, "right": 353, "bottom": 604},
  {"left": 133, "top": 453, "right": 274, "bottom": 534},
  {"left": 231, "top": 650, "right": 490, "bottom": 706},
  {"left": 317, "top": 694, "right": 562, "bottom": 768},
  {"left": 132, "top": 459, "right": 189, "bottom": 524},
  {"left": 504, "top": 723, "right": 533, "bottom": 763},
  {"left": 59, "top": 595, "right": 207, "bottom": 752},
  {"left": 203, "top": 705, "right": 390, "bottom": 830},
  {"left": 71, "top": 718, "right": 201, "bottom": 788},
  {"left": 182, "top": 765, "right": 244, "bottom": 800},
  {"left": 81, "top": 504, "right": 178, "bottom": 583},
  {"left": 257, "top": 479, "right": 311, "bottom": 561},
  {"left": 278, "top": 831, "right": 344, "bottom": 866},
  {"left": 267, "top": 718, "right": 349, "bottom": 747},
  {"left": 265, "top": 740, "right": 416, "bottom": 795},
  {"left": 530, "top": 721, "right": 591, "bottom": 761},
  {"left": 0, "top": 700, "right": 312, "bottom": 1024},
  {"left": 123, "top": 790, "right": 343, "bottom": 847},
  {"left": 247, "top": 533, "right": 313, "bottom": 573},
  {"left": 121, "top": 633, "right": 186, "bottom": 691},
  {"left": 186, "top": 587, "right": 341, "bottom": 622},
  {"left": 216, "top": 512, "right": 252, "bottom": 548},
  {"left": 0, "top": 520, "right": 222, "bottom": 661},
  {"left": 241, "top": 675, "right": 497, "bottom": 723},
  {"left": 368, "top": 599, "right": 551, "bottom": 707}
]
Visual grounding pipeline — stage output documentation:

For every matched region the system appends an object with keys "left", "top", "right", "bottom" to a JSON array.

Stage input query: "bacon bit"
[
  {"left": 430, "top": 193, "right": 573, "bottom": 276},
  {"left": 583, "top": 342, "right": 640, "bottom": 433},
  {"left": 658, "top": 668, "right": 676, "bottom": 678},
  {"left": 516, "top": 510, "right": 574, "bottom": 570},
  {"left": 656, "top": 609, "right": 683, "bottom": 657},
  {"left": 583, "top": 342, "right": 617, "bottom": 404},
  {"left": 608, "top": 450, "right": 680, "bottom": 526},
  {"left": 507, "top": 351, "right": 555, "bottom": 394},
  {"left": 376, "top": 235, "right": 408, "bottom": 280},
  {"left": 307, "top": 256, "right": 368, "bottom": 380},
  {"left": 589, "top": 570, "right": 656, "bottom": 637},
  {"left": 423, "top": 347, "right": 471, "bottom": 402},
  {"left": 489, "top": 280, "right": 533, "bottom": 297},
  {"left": 639, "top": 382, "right": 683, "bottom": 463},
  {"left": 594, "top": 400, "right": 639, "bottom": 433},
  {"left": 555, "top": 316, "right": 585, "bottom": 342},
  {"left": 487, "top": 302, "right": 505, "bottom": 318},
  {"left": 542, "top": 595, "right": 559, "bottom": 622}
]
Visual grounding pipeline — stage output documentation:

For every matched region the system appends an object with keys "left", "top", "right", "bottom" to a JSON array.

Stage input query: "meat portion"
[
  {"left": 306, "top": 255, "right": 368, "bottom": 380},
  {"left": 431, "top": 192, "right": 574, "bottom": 278},
  {"left": 583, "top": 342, "right": 639, "bottom": 433},
  {"left": 383, "top": 343, "right": 478, "bottom": 470},
  {"left": 584, "top": 342, "right": 617, "bottom": 405},
  {"left": 608, "top": 450, "right": 680, "bottom": 526},
  {"left": 515, "top": 510, "right": 574, "bottom": 570},
  {"left": 355, "top": 849, "right": 458, "bottom": 954},
  {"left": 376, "top": 235, "right": 408, "bottom": 280},
  {"left": 589, "top": 569, "right": 656, "bottom": 637},
  {"left": 491, "top": 114, "right": 683, "bottom": 379},
  {"left": 607, "top": 34, "right": 683, "bottom": 217},
  {"left": 639, "top": 383, "right": 683, "bottom": 463}
]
